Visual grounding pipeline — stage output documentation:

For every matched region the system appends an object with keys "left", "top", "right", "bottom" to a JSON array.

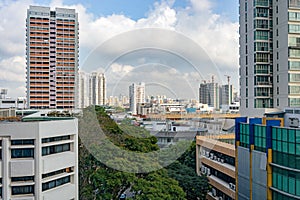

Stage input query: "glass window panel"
[
  {"left": 296, "top": 178, "right": 300, "bottom": 196},
  {"left": 283, "top": 174, "right": 288, "bottom": 192},
  {"left": 278, "top": 141, "right": 282, "bottom": 151},
  {"left": 296, "top": 144, "right": 300, "bottom": 155},
  {"left": 278, "top": 129, "right": 282, "bottom": 140},
  {"left": 273, "top": 140, "right": 277, "bottom": 150},
  {"left": 282, "top": 142, "right": 288, "bottom": 153},
  {"left": 282, "top": 129, "right": 288, "bottom": 141},
  {"left": 296, "top": 130, "right": 300, "bottom": 142},
  {"left": 289, "top": 143, "right": 296, "bottom": 154},
  {"left": 278, "top": 173, "right": 282, "bottom": 190},
  {"left": 289, "top": 130, "right": 295, "bottom": 142},
  {"left": 289, "top": 175, "right": 296, "bottom": 195}
]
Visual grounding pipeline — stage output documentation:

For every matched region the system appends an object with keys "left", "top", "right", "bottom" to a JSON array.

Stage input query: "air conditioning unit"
[
  {"left": 229, "top": 183, "right": 233, "bottom": 189},
  {"left": 212, "top": 188, "right": 216, "bottom": 197},
  {"left": 201, "top": 166, "right": 205, "bottom": 173},
  {"left": 232, "top": 184, "right": 236, "bottom": 190},
  {"left": 217, "top": 157, "right": 220, "bottom": 162},
  {"left": 221, "top": 159, "right": 224, "bottom": 163},
  {"left": 289, "top": 118, "right": 299, "bottom": 128},
  {"left": 210, "top": 153, "right": 214, "bottom": 159},
  {"left": 213, "top": 155, "right": 217, "bottom": 160},
  {"left": 206, "top": 152, "right": 210, "bottom": 157},
  {"left": 207, "top": 168, "right": 211, "bottom": 176}
]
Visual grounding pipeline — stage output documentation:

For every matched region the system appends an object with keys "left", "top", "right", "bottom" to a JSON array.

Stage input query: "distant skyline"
[{"left": 0, "top": 0, "right": 239, "bottom": 99}]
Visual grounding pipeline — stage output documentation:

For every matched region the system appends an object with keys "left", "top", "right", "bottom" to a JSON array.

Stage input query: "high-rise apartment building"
[
  {"left": 199, "top": 81, "right": 220, "bottom": 109},
  {"left": 129, "top": 82, "right": 145, "bottom": 115},
  {"left": 26, "top": 6, "right": 79, "bottom": 109},
  {"left": 88, "top": 72, "right": 106, "bottom": 106},
  {"left": 0, "top": 112, "right": 78, "bottom": 199},
  {"left": 220, "top": 84, "right": 234, "bottom": 106},
  {"left": 239, "top": 0, "right": 300, "bottom": 116},
  {"left": 77, "top": 71, "right": 88, "bottom": 108}
]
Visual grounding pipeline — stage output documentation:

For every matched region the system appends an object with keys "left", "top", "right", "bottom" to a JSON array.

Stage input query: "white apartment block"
[
  {"left": 240, "top": 0, "right": 300, "bottom": 116},
  {"left": 129, "top": 83, "right": 145, "bottom": 115},
  {"left": 0, "top": 116, "right": 78, "bottom": 200},
  {"left": 77, "top": 71, "right": 88, "bottom": 108},
  {"left": 88, "top": 72, "right": 106, "bottom": 106}
]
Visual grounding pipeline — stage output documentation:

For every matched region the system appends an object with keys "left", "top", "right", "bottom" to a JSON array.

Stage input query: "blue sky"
[
  {"left": 0, "top": 0, "right": 240, "bottom": 98},
  {"left": 34, "top": 0, "right": 238, "bottom": 21}
]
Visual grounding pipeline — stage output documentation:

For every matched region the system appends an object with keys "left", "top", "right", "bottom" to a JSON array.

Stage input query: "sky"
[{"left": 0, "top": 0, "right": 239, "bottom": 99}]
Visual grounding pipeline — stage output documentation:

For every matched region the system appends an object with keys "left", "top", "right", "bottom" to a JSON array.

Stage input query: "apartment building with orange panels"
[
  {"left": 26, "top": 6, "right": 79, "bottom": 109},
  {"left": 196, "top": 135, "right": 236, "bottom": 200}
]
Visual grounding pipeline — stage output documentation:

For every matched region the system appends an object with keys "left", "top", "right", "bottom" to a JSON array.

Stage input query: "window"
[
  {"left": 289, "top": 0, "right": 300, "bottom": 9},
  {"left": 12, "top": 185, "right": 34, "bottom": 195},
  {"left": 289, "top": 24, "right": 300, "bottom": 33},
  {"left": 42, "top": 143, "right": 70, "bottom": 156},
  {"left": 255, "top": 64, "right": 269, "bottom": 74},
  {"left": 254, "top": 0, "right": 269, "bottom": 7},
  {"left": 254, "top": 7, "right": 269, "bottom": 18},
  {"left": 254, "top": 30, "right": 269, "bottom": 40},
  {"left": 42, "top": 135, "right": 70, "bottom": 143},
  {"left": 255, "top": 42, "right": 269, "bottom": 51},
  {"left": 254, "top": 19, "right": 269, "bottom": 29},
  {"left": 289, "top": 98, "right": 300, "bottom": 107},
  {"left": 11, "top": 148, "right": 34, "bottom": 158},
  {"left": 289, "top": 11, "right": 300, "bottom": 21},
  {"left": 255, "top": 53, "right": 269, "bottom": 63},
  {"left": 289, "top": 49, "right": 300, "bottom": 58},
  {"left": 11, "top": 176, "right": 34, "bottom": 182},
  {"left": 11, "top": 139, "right": 34, "bottom": 145},
  {"left": 289, "top": 74, "right": 300, "bottom": 82},
  {"left": 289, "top": 86, "right": 300, "bottom": 94},
  {"left": 289, "top": 61, "right": 300, "bottom": 70},
  {"left": 42, "top": 176, "right": 70, "bottom": 191},
  {"left": 42, "top": 168, "right": 73, "bottom": 179}
]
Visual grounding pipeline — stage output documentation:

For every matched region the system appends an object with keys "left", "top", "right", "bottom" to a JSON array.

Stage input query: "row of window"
[
  {"left": 42, "top": 143, "right": 70, "bottom": 156},
  {"left": 42, "top": 175, "right": 70, "bottom": 191},
  {"left": 42, "top": 135, "right": 70, "bottom": 143},
  {"left": 272, "top": 166, "right": 300, "bottom": 197}
]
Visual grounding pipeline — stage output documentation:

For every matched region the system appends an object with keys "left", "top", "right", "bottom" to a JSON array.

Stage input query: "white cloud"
[
  {"left": 0, "top": 0, "right": 239, "bottom": 98},
  {"left": 0, "top": 56, "right": 26, "bottom": 82}
]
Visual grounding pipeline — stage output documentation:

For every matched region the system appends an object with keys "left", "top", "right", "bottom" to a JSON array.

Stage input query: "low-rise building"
[
  {"left": 0, "top": 112, "right": 78, "bottom": 200},
  {"left": 235, "top": 116, "right": 300, "bottom": 200},
  {"left": 196, "top": 134, "right": 236, "bottom": 200}
]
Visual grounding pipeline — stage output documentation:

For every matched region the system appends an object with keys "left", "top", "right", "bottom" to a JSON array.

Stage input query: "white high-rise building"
[
  {"left": 88, "top": 72, "right": 106, "bottom": 106},
  {"left": 0, "top": 113, "right": 78, "bottom": 199},
  {"left": 129, "top": 82, "right": 145, "bottom": 115},
  {"left": 77, "top": 71, "right": 88, "bottom": 108},
  {"left": 239, "top": 0, "right": 300, "bottom": 116}
]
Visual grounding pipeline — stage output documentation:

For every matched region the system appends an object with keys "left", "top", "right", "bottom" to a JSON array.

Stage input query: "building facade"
[
  {"left": 77, "top": 71, "right": 88, "bottom": 109},
  {"left": 235, "top": 117, "right": 300, "bottom": 200},
  {"left": 239, "top": 0, "right": 300, "bottom": 116},
  {"left": 0, "top": 115, "right": 78, "bottom": 199},
  {"left": 88, "top": 72, "right": 106, "bottom": 106},
  {"left": 26, "top": 6, "right": 79, "bottom": 109},
  {"left": 199, "top": 82, "right": 220, "bottom": 109},
  {"left": 220, "top": 85, "right": 234, "bottom": 107},
  {"left": 196, "top": 135, "right": 236, "bottom": 200},
  {"left": 129, "top": 82, "right": 145, "bottom": 115}
]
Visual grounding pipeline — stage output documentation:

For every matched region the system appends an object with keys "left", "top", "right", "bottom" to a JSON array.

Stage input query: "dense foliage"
[{"left": 79, "top": 106, "right": 208, "bottom": 199}]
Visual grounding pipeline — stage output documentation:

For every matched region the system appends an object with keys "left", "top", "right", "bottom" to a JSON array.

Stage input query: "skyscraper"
[
  {"left": 88, "top": 72, "right": 106, "bottom": 106},
  {"left": 220, "top": 84, "right": 234, "bottom": 106},
  {"left": 239, "top": 0, "right": 300, "bottom": 116},
  {"left": 129, "top": 82, "right": 145, "bottom": 115},
  {"left": 26, "top": 6, "right": 79, "bottom": 109},
  {"left": 199, "top": 80, "right": 219, "bottom": 109},
  {"left": 77, "top": 71, "right": 88, "bottom": 108}
]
